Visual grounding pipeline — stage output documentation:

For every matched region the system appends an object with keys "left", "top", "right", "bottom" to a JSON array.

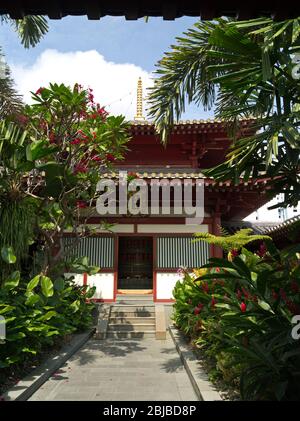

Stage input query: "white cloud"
[{"left": 10, "top": 49, "right": 153, "bottom": 119}]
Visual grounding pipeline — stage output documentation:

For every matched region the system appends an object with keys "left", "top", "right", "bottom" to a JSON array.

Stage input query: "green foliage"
[
  {"left": 148, "top": 17, "right": 300, "bottom": 208},
  {"left": 0, "top": 265, "right": 95, "bottom": 369},
  {"left": 0, "top": 83, "right": 130, "bottom": 278},
  {"left": 1, "top": 15, "right": 49, "bottom": 48},
  {"left": 0, "top": 49, "right": 23, "bottom": 118},
  {"left": 172, "top": 240, "right": 300, "bottom": 400},
  {"left": 194, "top": 228, "right": 272, "bottom": 252}
]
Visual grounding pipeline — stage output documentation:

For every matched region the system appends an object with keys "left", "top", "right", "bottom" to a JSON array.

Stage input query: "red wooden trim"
[
  {"left": 85, "top": 216, "right": 212, "bottom": 225},
  {"left": 155, "top": 299, "right": 175, "bottom": 303},
  {"left": 63, "top": 232, "right": 114, "bottom": 238},
  {"left": 83, "top": 272, "right": 87, "bottom": 286},
  {"left": 114, "top": 235, "right": 119, "bottom": 300}
]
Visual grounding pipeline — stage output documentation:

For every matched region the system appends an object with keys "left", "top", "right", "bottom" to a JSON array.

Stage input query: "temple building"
[{"left": 65, "top": 79, "right": 273, "bottom": 302}]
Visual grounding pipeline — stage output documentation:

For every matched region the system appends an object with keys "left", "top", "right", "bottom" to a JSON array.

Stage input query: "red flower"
[
  {"left": 215, "top": 267, "right": 220, "bottom": 273},
  {"left": 97, "top": 106, "right": 108, "bottom": 119},
  {"left": 194, "top": 307, "right": 201, "bottom": 315},
  {"left": 197, "top": 303, "right": 204, "bottom": 311},
  {"left": 49, "top": 132, "right": 56, "bottom": 143},
  {"left": 91, "top": 155, "right": 101, "bottom": 162},
  {"left": 106, "top": 153, "right": 115, "bottom": 162},
  {"left": 290, "top": 281, "right": 299, "bottom": 294},
  {"left": 202, "top": 282, "right": 209, "bottom": 293},
  {"left": 240, "top": 302, "right": 247, "bottom": 312},
  {"left": 257, "top": 243, "right": 267, "bottom": 258},
  {"left": 272, "top": 289, "right": 279, "bottom": 300},
  {"left": 35, "top": 87, "right": 45, "bottom": 95},
  {"left": 242, "top": 287, "right": 250, "bottom": 299},
  {"left": 16, "top": 114, "right": 29, "bottom": 126},
  {"left": 280, "top": 288, "right": 287, "bottom": 302},
  {"left": 70, "top": 138, "right": 82, "bottom": 145},
  {"left": 231, "top": 249, "right": 239, "bottom": 258},
  {"left": 76, "top": 200, "right": 87, "bottom": 208},
  {"left": 74, "top": 164, "right": 88, "bottom": 174}
]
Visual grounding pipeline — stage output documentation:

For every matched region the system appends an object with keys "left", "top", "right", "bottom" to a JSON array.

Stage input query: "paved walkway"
[{"left": 29, "top": 334, "right": 198, "bottom": 401}]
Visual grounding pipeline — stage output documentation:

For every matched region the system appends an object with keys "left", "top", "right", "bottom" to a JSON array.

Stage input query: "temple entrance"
[{"left": 118, "top": 236, "right": 153, "bottom": 291}]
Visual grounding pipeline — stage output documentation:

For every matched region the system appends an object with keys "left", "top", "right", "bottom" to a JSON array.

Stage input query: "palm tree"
[
  {"left": 0, "top": 49, "right": 23, "bottom": 118},
  {"left": 0, "top": 15, "right": 48, "bottom": 117},
  {"left": 148, "top": 18, "right": 300, "bottom": 209},
  {"left": 1, "top": 15, "right": 49, "bottom": 48}
]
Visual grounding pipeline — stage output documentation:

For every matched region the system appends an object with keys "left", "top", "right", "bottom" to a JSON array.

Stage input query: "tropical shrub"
[
  {"left": 0, "top": 247, "right": 96, "bottom": 369},
  {"left": 172, "top": 235, "right": 300, "bottom": 400},
  {"left": 0, "top": 83, "right": 130, "bottom": 280}
]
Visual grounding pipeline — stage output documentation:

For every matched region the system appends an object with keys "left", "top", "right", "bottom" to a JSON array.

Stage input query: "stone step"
[
  {"left": 109, "top": 316, "right": 156, "bottom": 324},
  {"left": 110, "top": 311, "right": 155, "bottom": 319},
  {"left": 115, "top": 300, "right": 154, "bottom": 305},
  {"left": 116, "top": 294, "right": 153, "bottom": 300},
  {"left": 108, "top": 323, "right": 155, "bottom": 332},
  {"left": 111, "top": 303, "right": 155, "bottom": 311},
  {"left": 106, "top": 330, "right": 156, "bottom": 339},
  {"left": 111, "top": 305, "right": 155, "bottom": 316},
  {"left": 116, "top": 299, "right": 154, "bottom": 305}
]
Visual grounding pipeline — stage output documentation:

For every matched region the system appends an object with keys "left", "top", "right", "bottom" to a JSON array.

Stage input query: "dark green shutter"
[
  {"left": 157, "top": 237, "right": 209, "bottom": 268},
  {"left": 63, "top": 236, "right": 114, "bottom": 268}
]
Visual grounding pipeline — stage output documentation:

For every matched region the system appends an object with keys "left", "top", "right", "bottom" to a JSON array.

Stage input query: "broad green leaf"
[
  {"left": 26, "top": 275, "right": 41, "bottom": 293},
  {"left": 54, "top": 277, "right": 65, "bottom": 291},
  {"left": 4, "top": 271, "right": 20, "bottom": 290},
  {"left": 38, "top": 311, "right": 57, "bottom": 322},
  {"left": 0, "top": 305, "right": 15, "bottom": 315},
  {"left": 70, "top": 300, "right": 80, "bottom": 313},
  {"left": 258, "top": 299, "right": 274, "bottom": 313},
  {"left": 1, "top": 246, "right": 16, "bottom": 264},
  {"left": 25, "top": 294, "right": 40, "bottom": 306},
  {"left": 41, "top": 276, "right": 54, "bottom": 297}
]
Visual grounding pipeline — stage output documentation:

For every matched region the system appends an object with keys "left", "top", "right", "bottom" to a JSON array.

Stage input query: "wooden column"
[{"left": 212, "top": 212, "right": 223, "bottom": 258}]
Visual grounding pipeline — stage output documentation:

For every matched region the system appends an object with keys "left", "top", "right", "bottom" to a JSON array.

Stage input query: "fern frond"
[{"left": 193, "top": 229, "right": 271, "bottom": 251}]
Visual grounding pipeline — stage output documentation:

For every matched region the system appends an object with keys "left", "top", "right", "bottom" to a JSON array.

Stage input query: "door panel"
[{"left": 118, "top": 237, "right": 153, "bottom": 290}]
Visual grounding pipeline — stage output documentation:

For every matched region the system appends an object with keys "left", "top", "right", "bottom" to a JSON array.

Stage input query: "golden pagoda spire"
[{"left": 134, "top": 77, "right": 145, "bottom": 121}]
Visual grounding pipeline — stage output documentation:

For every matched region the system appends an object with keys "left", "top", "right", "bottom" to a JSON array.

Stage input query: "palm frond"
[
  {"left": 11, "top": 15, "right": 49, "bottom": 48},
  {"left": 0, "top": 49, "right": 23, "bottom": 118}
]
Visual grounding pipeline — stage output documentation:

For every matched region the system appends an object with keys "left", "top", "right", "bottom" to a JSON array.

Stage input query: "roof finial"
[{"left": 134, "top": 77, "right": 145, "bottom": 121}]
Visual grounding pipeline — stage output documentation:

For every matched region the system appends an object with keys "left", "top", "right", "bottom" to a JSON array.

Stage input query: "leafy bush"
[
  {"left": 0, "top": 248, "right": 95, "bottom": 368},
  {"left": 172, "top": 239, "right": 300, "bottom": 401}
]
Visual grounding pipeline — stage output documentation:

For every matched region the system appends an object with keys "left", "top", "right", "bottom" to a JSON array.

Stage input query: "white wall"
[
  {"left": 156, "top": 272, "right": 180, "bottom": 300},
  {"left": 64, "top": 272, "right": 84, "bottom": 286},
  {"left": 86, "top": 273, "right": 114, "bottom": 300},
  {"left": 137, "top": 224, "right": 209, "bottom": 233},
  {"left": 64, "top": 272, "right": 114, "bottom": 300}
]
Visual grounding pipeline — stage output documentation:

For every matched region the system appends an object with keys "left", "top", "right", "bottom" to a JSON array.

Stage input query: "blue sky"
[
  {"left": 0, "top": 16, "right": 213, "bottom": 120},
  {"left": 1, "top": 16, "right": 195, "bottom": 71}
]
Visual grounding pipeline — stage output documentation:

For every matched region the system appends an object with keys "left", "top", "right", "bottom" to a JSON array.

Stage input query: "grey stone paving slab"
[{"left": 29, "top": 334, "right": 198, "bottom": 401}]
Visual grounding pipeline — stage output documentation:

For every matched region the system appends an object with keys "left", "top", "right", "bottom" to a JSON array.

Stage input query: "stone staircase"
[{"left": 107, "top": 294, "right": 156, "bottom": 338}]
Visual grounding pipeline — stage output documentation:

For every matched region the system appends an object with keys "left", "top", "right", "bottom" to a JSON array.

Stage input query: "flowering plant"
[
  {"left": 10, "top": 83, "right": 130, "bottom": 274},
  {"left": 172, "top": 234, "right": 300, "bottom": 401}
]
